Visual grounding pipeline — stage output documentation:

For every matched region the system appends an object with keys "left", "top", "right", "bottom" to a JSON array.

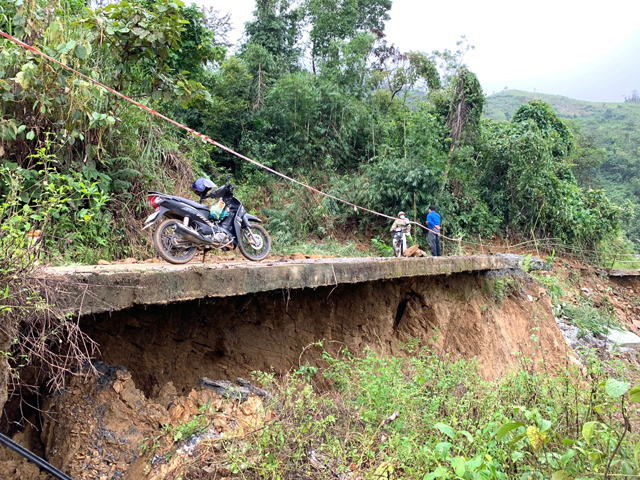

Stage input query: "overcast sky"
[{"left": 197, "top": 0, "right": 640, "bottom": 102}]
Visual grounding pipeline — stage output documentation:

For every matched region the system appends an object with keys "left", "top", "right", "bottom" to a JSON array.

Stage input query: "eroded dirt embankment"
[
  {"left": 1, "top": 271, "right": 570, "bottom": 479},
  {"left": 81, "top": 271, "right": 567, "bottom": 395}
]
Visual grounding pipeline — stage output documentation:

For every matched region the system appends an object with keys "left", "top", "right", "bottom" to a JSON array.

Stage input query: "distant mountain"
[
  {"left": 486, "top": 90, "right": 640, "bottom": 243},
  {"left": 484, "top": 89, "right": 638, "bottom": 122}
]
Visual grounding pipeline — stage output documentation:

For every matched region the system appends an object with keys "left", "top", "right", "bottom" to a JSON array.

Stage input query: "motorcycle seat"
[{"left": 154, "top": 192, "right": 209, "bottom": 212}]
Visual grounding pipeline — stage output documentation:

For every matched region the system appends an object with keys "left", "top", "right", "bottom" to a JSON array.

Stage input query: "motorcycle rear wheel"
[
  {"left": 154, "top": 218, "right": 198, "bottom": 264},
  {"left": 238, "top": 224, "right": 271, "bottom": 261}
]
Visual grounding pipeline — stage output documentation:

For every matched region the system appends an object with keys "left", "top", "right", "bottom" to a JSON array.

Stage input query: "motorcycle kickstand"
[{"left": 202, "top": 249, "right": 206, "bottom": 264}]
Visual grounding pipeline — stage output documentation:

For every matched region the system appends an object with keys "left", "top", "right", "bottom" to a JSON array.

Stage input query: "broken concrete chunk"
[
  {"left": 200, "top": 378, "right": 249, "bottom": 402},
  {"left": 236, "top": 377, "right": 272, "bottom": 400},
  {"left": 605, "top": 329, "right": 640, "bottom": 350}
]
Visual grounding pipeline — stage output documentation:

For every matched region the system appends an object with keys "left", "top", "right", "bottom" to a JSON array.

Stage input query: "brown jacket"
[{"left": 390, "top": 218, "right": 411, "bottom": 234}]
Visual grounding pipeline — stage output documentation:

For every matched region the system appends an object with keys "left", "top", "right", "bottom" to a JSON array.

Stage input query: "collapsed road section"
[{"left": 41, "top": 255, "right": 514, "bottom": 315}]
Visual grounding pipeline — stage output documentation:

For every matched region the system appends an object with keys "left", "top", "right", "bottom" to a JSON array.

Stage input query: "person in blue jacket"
[{"left": 426, "top": 205, "right": 441, "bottom": 257}]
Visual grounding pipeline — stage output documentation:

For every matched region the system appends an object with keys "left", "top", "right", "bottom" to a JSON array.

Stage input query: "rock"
[
  {"left": 97, "top": 259, "right": 110, "bottom": 265},
  {"left": 122, "top": 257, "right": 137, "bottom": 264},
  {"left": 119, "top": 380, "right": 145, "bottom": 406},
  {"left": 40, "top": 365, "right": 171, "bottom": 480},
  {"left": 112, "top": 381, "right": 123, "bottom": 394},
  {"left": 216, "top": 466, "right": 232, "bottom": 476},
  {"left": 212, "top": 417, "right": 227, "bottom": 431},
  {"left": 496, "top": 253, "right": 548, "bottom": 272},
  {"left": 115, "top": 369, "right": 131, "bottom": 381},
  {"left": 290, "top": 253, "right": 306, "bottom": 260},
  {"left": 605, "top": 329, "right": 640, "bottom": 350},
  {"left": 156, "top": 382, "right": 178, "bottom": 409},
  {"left": 403, "top": 245, "right": 420, "bottom": 257},
  {"left": 168, "top": 403, "right": 185, "bottom": 423}
]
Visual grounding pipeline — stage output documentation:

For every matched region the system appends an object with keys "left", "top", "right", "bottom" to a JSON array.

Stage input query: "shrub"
[{"left": 208, "top": 347, "right": 640, "bottom": 479}]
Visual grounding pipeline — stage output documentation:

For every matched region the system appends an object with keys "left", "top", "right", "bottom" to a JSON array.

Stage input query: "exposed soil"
[
  {"left": 79, "top": 271, "right": 568, "bottom": 398},
  {"left": 542, "top": 266, "right": 640, "bottom": 331},
  {"left": 1, "top": 270, "right": 572, "bottom": 480},
  {"left": 0, "top": 363, "right": 269, "bottom": 480},
  {"left": 0, "top": 421, "right": 47, "bottom": 480},
  {"left": 5, "top": 240, "right": 640, "bottom": 480}
]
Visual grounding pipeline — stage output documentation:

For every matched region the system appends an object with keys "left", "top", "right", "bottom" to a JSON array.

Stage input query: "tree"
[
  {"left": 512, "top": 100, "right": 573, "bottom": 159},
  {"left": 243, "top": 0, "right": 305, "bottom": 72},
  {"left": 479, "top": 115, "right": 621, "bottom": 247},
  {"left": 307, "top": 0, "right": 392, "bottom": 68},
  {"left": 624, "top": 90, "right": 640, "bottom": 103},
  {"left": 567, "top": 124, "right": 607, "bottom": 187},
  {"left": 370, "top": 46, "right": 441, "bottom": 105},
  {"left": 439, "top": 68, "right": 485, "bottom": 186},
  {"left": 166, "top": 4, "right": 227, "bottom": 79}
]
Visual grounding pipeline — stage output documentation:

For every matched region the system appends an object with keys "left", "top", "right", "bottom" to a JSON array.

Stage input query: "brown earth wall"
[
  {"left": 0, "top": 271, "right": 572, "bottom": 480},
  {"left": 80, "top": 272, "right": 568, "bottom": 396}
]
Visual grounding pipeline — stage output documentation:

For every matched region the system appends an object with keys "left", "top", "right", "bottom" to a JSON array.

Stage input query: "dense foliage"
[
  {"left": 0, "top": 0, "right": 626, "bottom": 262},
  {"left": 150, "top": 344, "right": 640, "bottom": 479},
  {"left": 486, "top": 90, "right": 640, "bottom": 247},
  {"left": 0, "top": 147, "right": 98, "bottom": 408}
]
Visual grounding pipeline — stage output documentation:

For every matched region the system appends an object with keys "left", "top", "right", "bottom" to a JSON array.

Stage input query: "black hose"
[{"left": 0, "top": 432, "right": 74, "bottom": 480}]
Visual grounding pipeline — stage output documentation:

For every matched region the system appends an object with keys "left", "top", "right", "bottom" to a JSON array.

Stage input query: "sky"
[{"left": 196, "top": 0, "right": 640, "bottom": 102}]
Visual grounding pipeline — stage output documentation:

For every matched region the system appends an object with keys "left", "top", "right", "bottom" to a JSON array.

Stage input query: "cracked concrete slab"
[{"left": 40, "top": 255, "right": 510, "bottom": 315}]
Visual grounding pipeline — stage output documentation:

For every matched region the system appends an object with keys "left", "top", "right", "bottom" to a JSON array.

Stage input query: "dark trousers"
[{"left": 428, "top": 231, "right": 441, "bottom": 257}]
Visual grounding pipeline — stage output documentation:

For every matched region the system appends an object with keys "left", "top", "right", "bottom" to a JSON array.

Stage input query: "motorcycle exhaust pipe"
[{"left": 174, "top": 223, "right": 211, "bottom": 245}]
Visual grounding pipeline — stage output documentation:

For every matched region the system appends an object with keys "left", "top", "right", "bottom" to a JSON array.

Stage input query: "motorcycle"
[
  {"left": 392, "top": 227, "right": 407, "bottom": 258},
  {"left": 143, "top": 181, "right": 271, "bottom": 264}
]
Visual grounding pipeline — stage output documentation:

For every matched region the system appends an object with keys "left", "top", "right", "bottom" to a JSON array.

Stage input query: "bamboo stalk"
[{"left": 531, "top": 229, "right": 540, "bottom": 257}]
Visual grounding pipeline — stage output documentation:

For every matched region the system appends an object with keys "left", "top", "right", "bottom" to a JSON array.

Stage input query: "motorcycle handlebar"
[{"left": 208, "top": 183, "right": 234, "bottom": 199}]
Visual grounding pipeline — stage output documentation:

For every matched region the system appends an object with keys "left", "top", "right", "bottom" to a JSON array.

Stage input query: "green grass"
[
  {"left": 609, "top": 258, "right": 640, "bottom": 270},
  {"left": 169, "top": 346, "right": 640, "bottom": 479},
  {"left": 533, "top": 271, "right": 620, "bottom": 337},
  {"left": 531, "top": 272, "right": 567, "bottom": 304},
  {"left": 561, "top": 300, "right": 620, "bottom": 338}
]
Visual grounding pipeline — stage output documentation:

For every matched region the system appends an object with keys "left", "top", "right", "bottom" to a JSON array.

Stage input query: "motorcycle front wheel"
[
  {"left": 238, "top": 224, "right": 271, "bottom": 261},
  {"left": 393, "top": 240, "right": 403, "bottom": 258},
  {"left": 153, "top": 218, "right": 198, "bottom": 264}
]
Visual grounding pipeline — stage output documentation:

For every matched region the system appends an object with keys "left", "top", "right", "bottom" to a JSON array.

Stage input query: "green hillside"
[
  {"left": 484, "top": 90, "right": 637, "bottom": 121},
  {"left": 486, "top": 90, "right": 640, "bottom": 243}
]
